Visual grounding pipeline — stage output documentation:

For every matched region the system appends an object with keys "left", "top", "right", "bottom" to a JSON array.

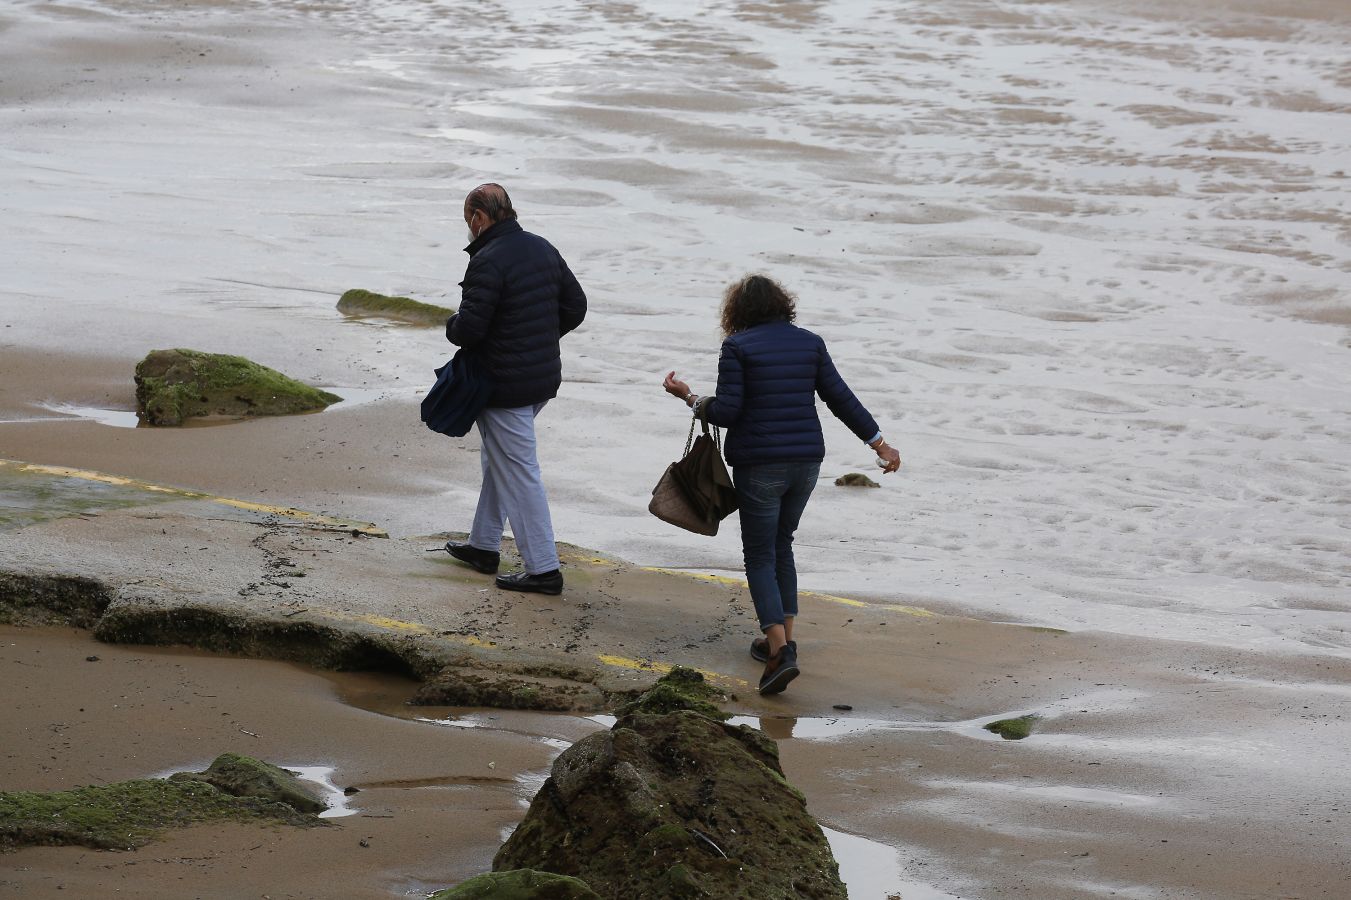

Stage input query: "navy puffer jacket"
[
  {"left": 447, "top": 219, "right": 587, "bottom": 409},
  {"left": 703, "top": 320, "right": 879, "bottom": 467}
]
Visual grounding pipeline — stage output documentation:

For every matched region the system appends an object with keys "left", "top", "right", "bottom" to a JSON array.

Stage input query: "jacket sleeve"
[
  {"left": 816, "top": 340, "right": 879, "bottom": 442},
  {"left": 557, "top": 255, "right": 587, "bottom": 337},
  {"left": 447, "top": 256, "right": 502, "bottom": 347},
  {"left": 702, "top": 339, "right": 744, "bottom": 429}
]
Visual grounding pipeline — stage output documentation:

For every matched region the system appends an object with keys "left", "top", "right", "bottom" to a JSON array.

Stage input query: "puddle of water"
[
  {"left": 283, "top": 764, "right": 357, "bottom": 819},
  {"left": 823, "top": 826, "right": 960, "bottom": 900},
  {"left": 29, "top": 388, "right": 387, "bottom": 429},
  {"left": 38, "top": 403, "right": 142, "bottom": 428}
]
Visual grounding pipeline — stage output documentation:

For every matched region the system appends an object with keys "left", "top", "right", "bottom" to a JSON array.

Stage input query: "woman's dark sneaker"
[
  {"left": 757, "top": 644, "right": 800, "bottom": 696},
  {"left": 750, "top": 638, "right": 797, "bottom": 664},
  {"left": 444, "top": 541, "right": 500, "bottom": 574}
]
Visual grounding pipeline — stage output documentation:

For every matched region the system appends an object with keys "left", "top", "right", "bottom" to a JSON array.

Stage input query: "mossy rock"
[
  {"left": 338, "top": 288, "right": 455, "bottom": 326},
  {"left": 134, "top": 348, "right": 340, "bottom": 426},
  {"left": 834, "top": 472, "right": 880, "bottom": 488},
  {"left": 429, "top": 869, "right": 600, "bottom": 899},
  {"left": 494, "top": 668, "right": 845, "bottom": 898},
  {"left": 169, "top": 753, "right": 325, "bottom": 813},
  {"left": 0, "top": 758, "right": 320, "bottom": 852},
  {"left": 411, "top": 667, "right": 606, "bottom": 713},
  {"left": 984, "top": 714, "right": 1040, "bottom": 741},
  {"left": 613, "top": 666, "right": 730, "bottom": 722}
]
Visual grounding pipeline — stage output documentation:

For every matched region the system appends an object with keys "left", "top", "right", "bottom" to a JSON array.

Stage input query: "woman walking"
[{"left": 663, "top": 274, "right": 901, "bottom": 696}]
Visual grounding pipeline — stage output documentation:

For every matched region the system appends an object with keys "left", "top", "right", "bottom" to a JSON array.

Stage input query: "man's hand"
[{"left": 877, "top": 445, "right": 901, "bottom": 474}]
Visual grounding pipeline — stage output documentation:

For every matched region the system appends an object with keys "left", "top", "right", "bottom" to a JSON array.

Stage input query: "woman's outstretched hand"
[{"left": 663, "top": 371, "right": 692, "bottom": 402}]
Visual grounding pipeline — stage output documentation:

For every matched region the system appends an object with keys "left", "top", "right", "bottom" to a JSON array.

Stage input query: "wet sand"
[{"left": 3, "top": 0, "right": 1350, "bottom": 896}]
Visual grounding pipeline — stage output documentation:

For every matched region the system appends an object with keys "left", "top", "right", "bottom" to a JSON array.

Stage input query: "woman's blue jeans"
[{"left": 733, "top": 461, "right": 820, "bottom": 632}]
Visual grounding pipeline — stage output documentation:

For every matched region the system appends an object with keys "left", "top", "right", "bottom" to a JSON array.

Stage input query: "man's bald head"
[{"left": 464, "top": 183, "right": 517, "bottom": 227}]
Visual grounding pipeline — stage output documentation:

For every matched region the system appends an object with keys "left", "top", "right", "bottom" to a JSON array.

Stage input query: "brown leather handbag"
[{"left": 649, "top": 409, "right": 739, "bottom": 535}]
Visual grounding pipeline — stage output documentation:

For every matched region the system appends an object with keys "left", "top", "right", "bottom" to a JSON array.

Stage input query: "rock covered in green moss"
[
  {"left": 429, "top": 869, "right": 600, "bottom": 899},
  {"left": 834, "top": 472, "right": 880, "bottom": 488},
  {"left": 338, "top": 288, "right": 455, "bottom": 326},
  {"left": 411, "top": 667, "right": 605, "bottom": 713},
  {"left": 984, "top": 714, "right": 1040, "bottom": 740},
  {"left": 169, "top": 752, "right": 324, "bottom": 813},
  {"left": 0, "top": 755, "right": 321, "bottom": 851},
  {"left": 494, "top": 668, "right": 846, "bottom": 898},
  {"left": 134, "top": 348, "right": 341, "bottom": 426},
  {"left": 613, "top": 664, "right": 730, "bottom": 721}
]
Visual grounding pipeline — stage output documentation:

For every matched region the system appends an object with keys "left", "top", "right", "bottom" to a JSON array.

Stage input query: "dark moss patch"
[
  {"left": 93, "top": 603, "right": 438, "bottom": 679},
  {"left": 0, "top": 759, "right": 320, "bottom": 852},
  {"left": 614, "top": 666, "right": 730, "bottom": 722},
  {"left": 412, "top": 667, "right": 605, "bottom": 713},
  {"left": 430, "top": 869, "right": 600, "bottom": 899},
  {"left": 834, "top": 472, "right": 880, "bottom": 488},
  {"left": 338, "top": 289, "right": 455, "bottom": 327},
  {"left": 0, "top": 571, "right": 114, "bottom": 627},
  {"left": 984, "top": 714, "right": 1040, "bottom": 741},
  {"left": 134, "top": 349, "right": 341, "bottom": 426}
]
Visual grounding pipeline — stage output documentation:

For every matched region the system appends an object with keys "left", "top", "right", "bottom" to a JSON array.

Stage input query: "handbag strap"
[{"left": 688, "top": 406, "right": 722, "bottom": 453}]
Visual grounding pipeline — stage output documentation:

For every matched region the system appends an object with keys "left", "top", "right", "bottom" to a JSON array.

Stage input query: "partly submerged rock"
[
  {"left": 338, "top": 288, "right": 455, "bottom": 326},
  {"left": 170, "top": 752, "right": 325, "bottom": 813},
  {"left": 984, "top": 714, "right": 1040, "bottom": 741},
  {"left": 134, "top": 348, "right": 340, "bottom": 426},
  {"left": 0, "top": 754, "right": 320, "bottom": 851},
  {"left": 429, "top": 869, "right": 600, "bottom": 899},
  {"left": 834, "top": 472, "right": 880, "bottom": 488},
  {"left": 494, "top": 668, "right": 846, "bottom": 899}
]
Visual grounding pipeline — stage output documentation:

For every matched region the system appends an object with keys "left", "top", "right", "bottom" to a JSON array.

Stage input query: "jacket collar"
[{"left": 464, "top": 218, "right": 522, "bottom": 256}]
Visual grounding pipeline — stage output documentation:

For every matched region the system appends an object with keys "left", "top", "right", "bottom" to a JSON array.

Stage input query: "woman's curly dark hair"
[{"left": 719, "top": 273, "right": 797, "bottom": 337}]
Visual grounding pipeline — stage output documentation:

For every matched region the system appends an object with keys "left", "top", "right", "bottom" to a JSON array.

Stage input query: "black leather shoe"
[
  {"left": 495, "top": 569, "right": 563, "bottom": 595},
  {"left": 750, "top": 638, "right": 796, "bottom": 664},
  {"left": 444, "top": 541, "right": 500, "bottom": 574},
  {"left": 758, "top": 644, "right": 800, "bottom": 696}
]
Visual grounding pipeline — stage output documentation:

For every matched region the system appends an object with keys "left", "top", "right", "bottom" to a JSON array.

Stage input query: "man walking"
[{"left": 442, "top": 183, "right": 587, "bottom": 595}]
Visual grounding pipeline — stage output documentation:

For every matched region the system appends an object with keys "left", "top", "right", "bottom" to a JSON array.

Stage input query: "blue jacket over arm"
[{"left": 703, "top": 320, "right": 878, "bottom": 467}]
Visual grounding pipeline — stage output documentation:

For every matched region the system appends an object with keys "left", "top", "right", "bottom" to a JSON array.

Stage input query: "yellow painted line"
[
  {"left": 598, "top": 654, "right": 747, "bottom": 689},
  {"left": 1, "top": 458, "right": 387, "bottom": 537}
]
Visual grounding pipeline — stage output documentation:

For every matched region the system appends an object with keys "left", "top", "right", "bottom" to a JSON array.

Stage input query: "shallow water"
[{"left": 3, "top": 1, "right": 1349, "bottom": 656}]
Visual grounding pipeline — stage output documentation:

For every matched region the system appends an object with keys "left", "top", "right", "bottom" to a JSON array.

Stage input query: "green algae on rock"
[
  {"left": 0, "top": 755, "right": 321, "bottom": 852},
  {"left": 338, "top": 288, "right": 455, "bottom": 326},
  {"left": 430, "top": 869, "right": 600, "bottom": 899},
  {"left": 169, "top": 753, "right": 324, "bottom": 814},
  {"left": 411, "top": 666, "right": 606, "bottom": 713},
  {"left": 134, "top": 348, "right": 341, "bottom": 426},
  {"left": 493, "top": 668, "right": 846, "bottom": 898},
  {"left": 612, "top": 664, "right": 730, "bottom": 722},
  {"left": 984, "top": 714, "right": 1040, "bottom": 741}
]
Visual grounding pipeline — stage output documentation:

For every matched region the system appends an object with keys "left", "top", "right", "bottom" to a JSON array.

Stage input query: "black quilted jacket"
[{"left": 446, "top": 219, "right": 587, "bottom": 408}]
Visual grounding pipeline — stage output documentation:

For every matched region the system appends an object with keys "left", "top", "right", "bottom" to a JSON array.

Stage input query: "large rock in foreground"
[
  {"left": 493, "top": 668, "right": 846, "bottom": 899},
  {"left": 134, "top": 348, "right": 341, "bottom": 426},
  {"left": 338, "top": 288, "right": 455, "bottom": 326}
]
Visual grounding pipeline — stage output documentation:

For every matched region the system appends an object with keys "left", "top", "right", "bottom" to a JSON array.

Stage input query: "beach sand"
[{"left": 2, "top": 0, "right": 1350, "bottom": 896}]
